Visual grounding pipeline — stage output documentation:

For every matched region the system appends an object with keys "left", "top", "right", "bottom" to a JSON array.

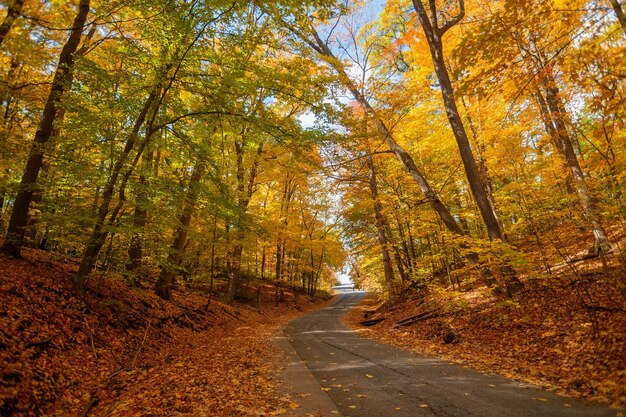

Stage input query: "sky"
[{"left": 299, "top": 0, "right": 388, "bottom": 285}]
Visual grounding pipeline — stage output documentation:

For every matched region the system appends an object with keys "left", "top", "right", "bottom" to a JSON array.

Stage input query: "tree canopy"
[{"left": 0, "top": 0, "right": 623, "bottom": 302}]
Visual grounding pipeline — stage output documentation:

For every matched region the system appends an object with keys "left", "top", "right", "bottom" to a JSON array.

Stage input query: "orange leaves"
[
  {"left": 344, "top": 261, "right": 626, "bottom": 408},
  {"left": 0, "top": 247, "right": 328, "bottom": 415}
]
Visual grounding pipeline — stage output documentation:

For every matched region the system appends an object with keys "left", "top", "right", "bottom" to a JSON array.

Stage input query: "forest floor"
[
  {"left": 344, "top": 224, "right": 626, "bottom": 412},
  {"left": 0, "top": 247, "right": 329, "bottom": 416}
]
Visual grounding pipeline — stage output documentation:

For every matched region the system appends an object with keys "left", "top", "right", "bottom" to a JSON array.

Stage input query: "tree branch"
[{"left": 438, "top": 0, "right": 465, "bottom": 36}]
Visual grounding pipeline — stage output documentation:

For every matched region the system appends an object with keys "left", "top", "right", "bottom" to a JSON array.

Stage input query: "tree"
[
  {"left": 269, "top": 9, "right": 465, "bottom": 237},
  {"left": 410, "top": 0, "right": 506, "bottom": 243},
  {"left": 1, "top": 0, "right": 90, "bottom": 258},
  {"left": 0, "top": 0, "right": 25, "bottom": 47},
  {"left": 155, "top": 161, "right": 205, "bottom": 300},
  {"left": 452, "top": 0, "right": 616, "bottom": 253},
  {"left": 366, "top": 143, "right": 397, "bottom": 303},
  {"left": 608, "top": 0, "right": 626, "bottom": 34},
  {"left": 74, "top": 1, "right": 231, "bottom": 293}
]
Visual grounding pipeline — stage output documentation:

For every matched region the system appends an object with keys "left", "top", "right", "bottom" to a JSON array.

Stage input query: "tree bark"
[
  {"left": 155, "top": 163, "right": 204, "bottom": 300},
  {"left": 411, "top": 0, "right": 524, "bottom": 294},
  {"left": 0, "top": 0, "right": 25, "bottom": 46},
  {"left": 608, "top": 0, "right": 626, "bottom": 34},
  {"left": 541, "top": 75, "right": 613, "bottom": 252},
  {"left": 366, "top": 153, "right": 397, "bottom": 303},
  {"left": 74, "top": 88, "right": 160, "bottom": 294},
  {"left": 534, "top": 89, "right": 574, "bottom": 193},
  {"left": 1, "top": 0, "right": 90, "bottom": 257},
  {"left": 126, "top": 150, "right": 153, "bottom": 285},
  {"left": 224, "top": 141, "right": 264, "bottom": 304},
  {"left": 412, "top": 0, "right": 505, "bottom": 243},
  {"left": 460, "top": 96, "right": 506, "bottom": 238}
]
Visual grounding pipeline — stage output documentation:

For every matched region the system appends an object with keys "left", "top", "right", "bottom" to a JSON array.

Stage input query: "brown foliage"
[
  {"left": 345, "top": 258, "right": 626, "bottom": 410},
  {"left": 0, "top": 247, "right": 323, "bottom": 416}
]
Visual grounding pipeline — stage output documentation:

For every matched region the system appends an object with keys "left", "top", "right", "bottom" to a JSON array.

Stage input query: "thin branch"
[{"left": 439, "top": 0, "right": 465, "bottom": 36}]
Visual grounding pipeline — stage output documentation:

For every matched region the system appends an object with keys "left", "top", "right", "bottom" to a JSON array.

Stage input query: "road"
[{"left": 281, "top": 292, "right": 617, "bottom": 417}]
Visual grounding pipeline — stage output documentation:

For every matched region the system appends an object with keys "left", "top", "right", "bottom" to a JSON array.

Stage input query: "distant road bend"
[{"left": 282, "top": 292, "right": 616, "bottom": 417}]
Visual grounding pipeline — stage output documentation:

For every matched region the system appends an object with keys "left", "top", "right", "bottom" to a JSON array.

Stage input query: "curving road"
[{"left": 280, "top": 292, "right": 617, "bottom": 417}]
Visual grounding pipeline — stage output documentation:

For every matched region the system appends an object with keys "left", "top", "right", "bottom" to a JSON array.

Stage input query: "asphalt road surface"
[{"left": 282, "top": 292, "right": 617, "bottom": 417}]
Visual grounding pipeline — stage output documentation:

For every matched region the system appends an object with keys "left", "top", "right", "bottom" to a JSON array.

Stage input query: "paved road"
[{"left": 282, "top": 292, "right": 617, "bottom": 417}]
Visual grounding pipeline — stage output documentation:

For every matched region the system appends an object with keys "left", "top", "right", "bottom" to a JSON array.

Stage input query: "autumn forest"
[{"left": 1, "top": 0, "right": 625, "bottom": 415}]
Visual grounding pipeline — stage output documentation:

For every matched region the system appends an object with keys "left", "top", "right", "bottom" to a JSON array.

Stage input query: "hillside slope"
[{"left": 0, "top": 248, "right": 324, "bottom": 416}]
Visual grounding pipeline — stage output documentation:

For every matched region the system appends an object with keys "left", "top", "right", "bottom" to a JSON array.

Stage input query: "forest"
[{"left": 0, "top": 0, "right": 625, "bottom": 415}]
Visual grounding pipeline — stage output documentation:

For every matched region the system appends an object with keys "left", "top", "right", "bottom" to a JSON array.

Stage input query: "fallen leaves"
[
  {"left": 0, "top": 248, "right": 327, "bottom": 416},
  {"left": 343, "top": 251, "right": 626, "bottom": 409}
]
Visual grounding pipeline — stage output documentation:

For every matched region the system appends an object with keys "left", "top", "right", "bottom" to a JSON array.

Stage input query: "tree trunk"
[
  {"left": 74, "top": 88, "right": 160, "bottom": 294},
  {"left": 533, "top": 89, "right": 575, "bottom": 194},
  {"left": 155, "top": 163, "right": 204, "bottom": 300},
  {"left": 0, "top": 0, "right": 25, "bottom": 46},
  {"left": 206, "top": 214, "right": 218, "bottom": 306},
  {"left": 126, "top": 150, "right": 153, "bottom": 285},
  {"left": 392, "top": 212, "right": 413, "bottom": 277},
  {"left": 261, "top": 246, "right": 266, "bottom": 279},
  {"left": 412, "top": 0, "right": 523, "bottom": 294},
  {"left": 412, "top": 0, "right": 503, "bottom": 242},
  {"left": 541, "top": 77, "right": 613, "bottom": 252},
  {"left": 224, "top": 141, "right": 264, "bottom": 304},
  {"left": 308, "top": 29, "right": 463, "bottom": 237},
  {"left": 366, "top": 154, "right": 397, "bottom": 303},
  {"left": 608, "top": 0, "right": 626, "bottom": 34},
  {"left": 461, "top": 96, "right": 506, "bottom": 238},
  {"left": 1, "top": 0, "right": 90, "bottom": 257}
]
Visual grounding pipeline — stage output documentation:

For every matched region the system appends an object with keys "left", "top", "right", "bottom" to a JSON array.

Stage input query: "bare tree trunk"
[
  {"left": 224, "top": 141, "right": 263, "bottom": 304},
  {"left": 155, "top": 163, "right": 204, "bottom": 300},
  {"left": 126, "top": 150, "right": 153, "bottom": 285},
  {"left": 541, "top": 77, "right": 612, "bottom": 252},
  {"left": 366, "top": 153, "right": 396, "bottom": 303},
  {"left": 1, "top": 0, "right": 90, "bottom": 257},
  {"left": 608, "top": 0, "right": 626, "bottom": 34},
  {"left": 412, "top": 0, "right": 523, "bottom": 294},
  {"left": 0, "top": 0, "right": 25, "bottom": 46},
  {"left": 74, "top": 88, "right": 160, "bottom": 294}
]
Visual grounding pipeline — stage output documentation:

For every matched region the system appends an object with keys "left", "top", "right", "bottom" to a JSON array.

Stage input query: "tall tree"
[
  {"left": 366, "top": 149, "right": 397, "bottom": 303},
  {"left": 608, "top": 0, "right": 626, "bottom": 34},
  {"left": 290, "top": 20, "right": 464, "bottom": 236},
  {"left": 155, "top": 162, "right": 205, "bottom": 300},
  {"left": 0, "top": 0, "right": 25, "bottom": 46},
  {"left": 1, "top": 0, "right": 90, "bottom": 257},
  {"left": 410, "top": 0, "right": 505, "bottom": 243},
  {"left": 410, "top": 0, "right": 524, "bottom": 293},
  {"left": 224, "top": 137, "right": 264, "bottom": 305}
]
